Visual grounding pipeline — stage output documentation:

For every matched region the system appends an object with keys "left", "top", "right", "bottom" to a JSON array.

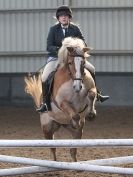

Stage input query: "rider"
[{"left": 37, "top": 5, "right": 109, "bottom": 113}]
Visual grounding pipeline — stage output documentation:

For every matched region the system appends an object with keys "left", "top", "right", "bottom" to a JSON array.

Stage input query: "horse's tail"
[{"left": 24, "top": 74, "right": 42, "bottom": 108}]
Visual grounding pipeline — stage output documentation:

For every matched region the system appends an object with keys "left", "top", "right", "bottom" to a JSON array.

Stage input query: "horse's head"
[
  {"left": 67, "top": 46, "right": 91, "bottom": 92},
  {"left": 58, "top": 37, "right": 92, "bottom": 93}
]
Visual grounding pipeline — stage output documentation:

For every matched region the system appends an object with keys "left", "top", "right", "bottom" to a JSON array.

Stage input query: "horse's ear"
[
  {"left": 67, "top": 47, "right": 74, "bottom": 53},
  {"left": 83, "top": 47, "right": 93, "bottom": 53}
]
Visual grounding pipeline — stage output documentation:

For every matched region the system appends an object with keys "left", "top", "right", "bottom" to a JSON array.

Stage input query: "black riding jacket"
[{"left": 47, "top": 22, "right": 85, "bottom": 57}]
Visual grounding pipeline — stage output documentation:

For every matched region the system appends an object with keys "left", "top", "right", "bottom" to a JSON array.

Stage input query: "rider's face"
[{"left": 58, "top": 15, "right": 70, "bottom": 26}]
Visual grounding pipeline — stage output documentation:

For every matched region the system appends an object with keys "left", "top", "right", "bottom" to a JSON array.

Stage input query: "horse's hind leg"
[
  {"left": 66, "top": 120, "right": 85, "bottom": 162},
  {"left": 42, "top": 119, "right": 60, "bottom": 161}
]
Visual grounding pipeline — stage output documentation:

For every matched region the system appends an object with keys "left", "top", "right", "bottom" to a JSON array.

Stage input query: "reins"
[{"left": 78, "top": 104, "right": 88, "bottom": 114}]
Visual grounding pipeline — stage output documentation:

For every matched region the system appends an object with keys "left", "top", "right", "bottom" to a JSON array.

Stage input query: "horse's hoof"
[{"left": 85, "top": 110, "right": 96, "bottom": 121}]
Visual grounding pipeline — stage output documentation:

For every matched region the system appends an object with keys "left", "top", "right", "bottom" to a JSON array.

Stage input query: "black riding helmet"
[{"left": 56, "top": 5, "right": 72, "bottom": 19}]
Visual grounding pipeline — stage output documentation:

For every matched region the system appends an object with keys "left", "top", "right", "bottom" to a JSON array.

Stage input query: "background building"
[{"left": 0, "top": 0, "right": 133, "bottom": 106}]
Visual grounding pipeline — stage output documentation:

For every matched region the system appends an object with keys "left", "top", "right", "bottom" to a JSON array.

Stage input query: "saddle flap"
[{"left": 45, "top": 71, "right": 56, "bottom": 95}]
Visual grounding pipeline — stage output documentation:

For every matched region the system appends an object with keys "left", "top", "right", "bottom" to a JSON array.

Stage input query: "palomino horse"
[{"left": 25, "top": 37, "right": 97, "bottom": 162}]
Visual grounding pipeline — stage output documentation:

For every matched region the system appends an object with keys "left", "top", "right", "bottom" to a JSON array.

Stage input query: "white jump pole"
[
  {"left": 0, "top": 156, "right": 133, "bottom": 176},
  {"left": 0, "top": 139, "right": 133, "bottom": 147},
  {"left": 84, "top": 156, "right": 133, "bottom": 166},
  {"left": 0, "top": 139, "right": 133, "bottom": 176},
  {"left": 0, "top": 166, "right": 57, "bottom": 176},
  {"left": 0, "top": 155, "right": 133, "bottom": 175}
]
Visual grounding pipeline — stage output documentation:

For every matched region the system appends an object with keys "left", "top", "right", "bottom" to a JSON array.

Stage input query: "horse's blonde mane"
[
  {"left": 25, "top": 74, "right": 42, "bottom": 108},
  {"left": 58, "top": 37, "right": 89, "bottom": 68}
]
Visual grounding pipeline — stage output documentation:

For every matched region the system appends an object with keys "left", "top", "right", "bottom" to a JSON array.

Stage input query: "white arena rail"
[{"left": 0, "top": 139, "right": 132, "bottom": 176}]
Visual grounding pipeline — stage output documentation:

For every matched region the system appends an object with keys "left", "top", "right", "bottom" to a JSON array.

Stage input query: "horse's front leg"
[
  {"left": 86, "top": 89, "right": 97, "bottom": 121},
  {"left": 40, "top": 115, "right": 60, "bottom": 161},
  {"left": 60, "top": 101, "right": 80, "bottom": 129}
]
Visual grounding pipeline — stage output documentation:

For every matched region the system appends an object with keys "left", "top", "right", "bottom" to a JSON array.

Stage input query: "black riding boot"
[
  {"left": 90, "top": 72, "right": 109, "bottom": 102},
  {"left": 36, "top": 81, "right": 52, "bottom": 113}
]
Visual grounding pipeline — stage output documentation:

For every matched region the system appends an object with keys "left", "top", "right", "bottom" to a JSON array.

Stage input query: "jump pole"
[
  {"left": 0, "top": 156, "right": 133, "bottom": 176},
  {"left": 0, "top": 155, "right": 133, "bottom": 175},
  {"left": 0, "top": 139, "right": 133, "bottom": 176},
  {"left": 0, "top": 139, "right": 133, "bottom": 147}
]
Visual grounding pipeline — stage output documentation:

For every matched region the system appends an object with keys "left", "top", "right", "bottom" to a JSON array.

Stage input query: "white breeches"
[
  {"left": 41, "top": 59, "right": 58, "bottom": 82},
  {"left": 41, "top": 58, "right": 95, "bottom": 82}
]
